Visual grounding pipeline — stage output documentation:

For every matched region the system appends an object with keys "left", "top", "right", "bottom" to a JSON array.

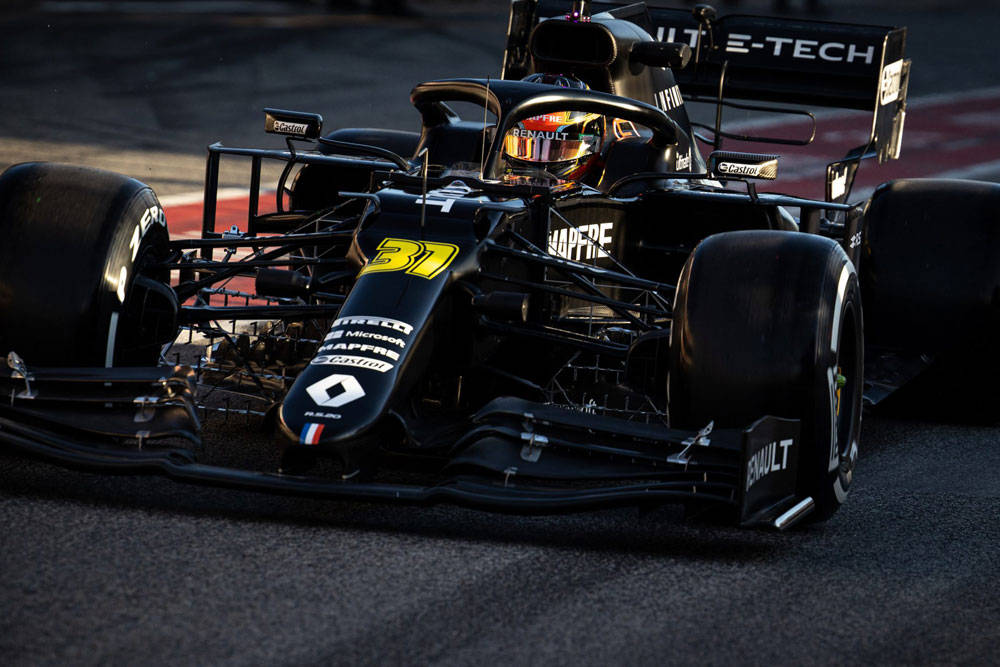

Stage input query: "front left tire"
[{"left": 0, "top": 162, "right": 175, "bottom": 367}]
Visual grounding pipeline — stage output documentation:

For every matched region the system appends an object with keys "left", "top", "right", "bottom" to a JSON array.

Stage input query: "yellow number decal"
[
  {"left": 359, "top": 238, "right": 459, "bottom": 280},
  {"left": 359, "top": 238, "right": 423, "bottom": 276},
  {"left": 406, "top": 240, "right": 460, "bottom": 279}
]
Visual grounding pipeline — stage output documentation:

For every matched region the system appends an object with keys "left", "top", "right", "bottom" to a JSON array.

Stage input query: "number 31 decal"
[{"left": 358, "top": 237, "right": 459, "bottom": 280}]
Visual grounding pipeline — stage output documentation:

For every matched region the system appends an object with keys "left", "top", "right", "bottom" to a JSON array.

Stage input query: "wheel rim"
[{"left": 832, "top": 303, "right": 861, "bottom": 501}]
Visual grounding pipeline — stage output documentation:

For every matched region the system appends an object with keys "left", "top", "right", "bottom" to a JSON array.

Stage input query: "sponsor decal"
[
  {"left": 311, "top": 355, "right": 394, "bottom": 373},
  {"left": 830, "top": 166, "right": 849, "bottom": 201},
  {"left": 655, "top": 85, "right": 683, "bottom": 111},
  {"left": 303, "top": 411, "right": 342, "bottom": 420},
  {"left": 306, "top": 374, "right": 366, "bottom": 408},
  {"left": 358, "top": 237, "right": 459, "bottom": 280},
  {"left": 330, "top": 316, "right": 413, "bottom": 336},
  {"left": 508, "top": 128, "right": 570, "bottom": 141},
  {"left": 745, "top": 438, "right": 795, "bottom": 492},
  {"left": 313, "top": 317, "right": 414, "bottom": 374},
  {"left": 849, "top": 231, "right": 862, "bottom": 250},
  {"left": 299, "top": 422, "right": 325, "bottom": 445},
  {"left": 547, "top": 221, "right": 615, "bottom": 261},
  {"left": 317, "top": 342, "right": 400, "bottom": 361},
  {"left": 116, "top": 205, "right": 167, "bottom": 304},
  {"left": 272, "top": 120, "right": 309, "bottom": 136},
  {"left": 414, "top": 180, "right": 475, "bottom": 214},
  {"left": 655, "top": 27, "right": 876, "bottom": 65},
  {"left": 880, "top": 59, "right": 903, "bottom": 105},
  {"left": 138, "top": 205, "right": 166, "bottom": 237},
  {"left": 533, "top": 114, "right": 571, "bottom": 124},
  {"left": 655, "top": 26, "right": 707, "bottom": 49},
  {"left": 323, "top": 329, "right": 406, "bottom": 348},
  {"left": 675, "top": 148, "right": 692, "bottom": 171},
  {"left": 717, "top": 159, "right": 778, "bottom": 179}
]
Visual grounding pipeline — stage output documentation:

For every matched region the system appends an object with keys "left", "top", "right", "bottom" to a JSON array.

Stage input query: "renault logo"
[{"left": 306, "top": 374, "right": 365, "bottom": 408}]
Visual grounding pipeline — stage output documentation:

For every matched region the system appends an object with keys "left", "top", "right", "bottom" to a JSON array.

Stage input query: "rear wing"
[{"left": 503, "top": 1, "right": 910, "bottom": 167}]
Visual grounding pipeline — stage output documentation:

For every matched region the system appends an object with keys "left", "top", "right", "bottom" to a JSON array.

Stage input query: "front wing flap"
[
  {"left": 0, "top": 371, "right": 804, "bottom": 528},
  {"left": 0, "top": 364, "right": 201, "bottom": 444}
]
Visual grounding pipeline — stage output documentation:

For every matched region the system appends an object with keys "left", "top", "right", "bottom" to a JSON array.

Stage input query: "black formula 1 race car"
[{"left": 2, "top": 1, "right": 998, "bottom": 530}]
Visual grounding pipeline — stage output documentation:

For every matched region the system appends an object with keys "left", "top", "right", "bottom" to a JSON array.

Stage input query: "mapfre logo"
[{"left": 548, "top": 222, "right": 615, "bottom": 261}]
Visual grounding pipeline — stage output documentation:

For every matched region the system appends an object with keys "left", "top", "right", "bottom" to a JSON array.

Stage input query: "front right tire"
[{"left": 669, "top": 230, "right": 864, "bottom": 522}]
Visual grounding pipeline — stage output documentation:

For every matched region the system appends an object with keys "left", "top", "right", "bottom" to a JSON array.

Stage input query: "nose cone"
[
  {"left": 277, "top": 371, "right": 384, "bottom": 475},
  {"left": 276, "top": 224, "right": 461, "bottom": 469},
  {"left": 283, "top": 373, "right": 367, "bottom": 446},
  {"left": 278, "top": 366, "right": 384, "bottom": 448},
  {"left": 276, "top": 310, "right": 428, "bottom": 469}
]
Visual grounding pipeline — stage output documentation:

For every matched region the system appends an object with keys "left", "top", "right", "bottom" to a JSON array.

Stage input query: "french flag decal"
[{"left": 300, "top": 423, "right": 325, "bottom": 445}]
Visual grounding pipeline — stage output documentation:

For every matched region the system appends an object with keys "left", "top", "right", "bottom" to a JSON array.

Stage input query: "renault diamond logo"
[{"left": 306, "top": 374, "right": 365, "bottom": 408}]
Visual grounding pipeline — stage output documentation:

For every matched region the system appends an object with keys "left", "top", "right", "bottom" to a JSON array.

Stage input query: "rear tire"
[
  {"left": 861, "top": 178, "right": 1000, "bottom": 417},
  {"left": 0, "top": 163, "right": 174, "bottom": 367},
  {"left": 669, "top": 231, "right": 863, "bottom": 522}
]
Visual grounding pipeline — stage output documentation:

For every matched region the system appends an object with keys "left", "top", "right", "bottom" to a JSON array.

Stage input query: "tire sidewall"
[
  {"left": 804, "top": 261, "right": 863, "bottom": 520},
  {"left": 93, "top": 187, "right": 169, "bottom": 366},
  {"left": 0, "top": 163, "right": 170, "bottom": 367}
]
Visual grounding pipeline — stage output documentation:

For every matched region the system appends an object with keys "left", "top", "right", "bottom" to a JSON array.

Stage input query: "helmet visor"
[{"left": 503, "top": 111, "right": 603, "bottom": 164}]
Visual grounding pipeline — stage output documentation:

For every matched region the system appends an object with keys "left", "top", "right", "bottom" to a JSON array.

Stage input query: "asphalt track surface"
[{"left": 2, "top": 2, "right": 1000, "bottom": 665}]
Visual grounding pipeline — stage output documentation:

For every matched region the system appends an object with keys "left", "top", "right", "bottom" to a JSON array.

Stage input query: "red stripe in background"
[
  {"left": 723, "top": 88, "right": 1000, "bottom": 200},
  {"left": 165, "top": 192, "right": 277, "bottom": 304},
  {"left": 165, "top": 192, "right": 277, "bottom": 239},
  {"left": 163, "top": 89, "right": 1000, "bottom": 234}
]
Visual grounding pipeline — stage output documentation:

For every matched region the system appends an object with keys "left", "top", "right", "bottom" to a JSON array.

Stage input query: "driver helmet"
[{"left": 503, "top": 73, "right": 605, "bottom": 181}]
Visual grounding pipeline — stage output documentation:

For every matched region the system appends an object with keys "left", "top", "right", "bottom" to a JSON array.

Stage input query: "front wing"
[{"left": 0, "top": 367, "right": 808, "bottom": 529}]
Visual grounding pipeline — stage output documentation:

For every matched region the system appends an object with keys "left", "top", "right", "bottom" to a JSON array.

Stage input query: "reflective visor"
[
  {"left": 503, "top": 132, "right": 600, "bottom": 163},
  {"left": 503, "top": 111, "right": 602, "bottom": 164}
]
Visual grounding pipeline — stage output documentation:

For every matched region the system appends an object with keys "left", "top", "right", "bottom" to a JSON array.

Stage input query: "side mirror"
[
  {"left": 708, "top": 151, "right": 780, "bottom": 180},
  {"left": 264, "top": 108, "right": 323, "bottom": 140},
  {"left": 630, "top": 42, "right": 692, "bottom": 70}
]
